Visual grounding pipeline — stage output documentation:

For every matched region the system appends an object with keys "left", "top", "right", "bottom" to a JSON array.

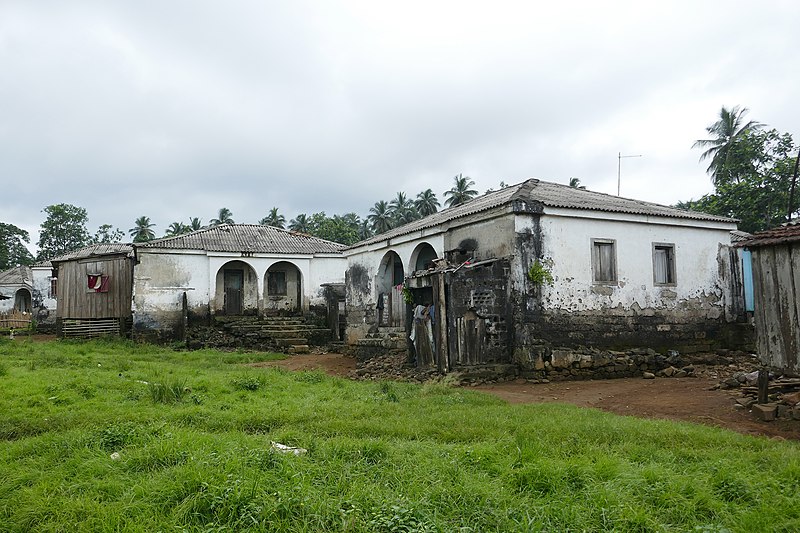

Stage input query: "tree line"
[
  {"left": 0, "top": 174, "right": 483, "bottom": 269},
  {"left": 679, "top": 105, "right": 799, "bottom": 233},
  {"left": 7, "top": 107, "right": 790, "bottom": 271}
]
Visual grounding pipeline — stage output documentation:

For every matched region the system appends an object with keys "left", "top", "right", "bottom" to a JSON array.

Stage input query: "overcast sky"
[{"left": 2, "top": 1, "right": 799, "bottom": 249}]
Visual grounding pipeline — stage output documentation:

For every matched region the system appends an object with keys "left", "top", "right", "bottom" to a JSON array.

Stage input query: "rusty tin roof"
[{"left": 734, "top": 221, "right": 800, "bottom": 248}]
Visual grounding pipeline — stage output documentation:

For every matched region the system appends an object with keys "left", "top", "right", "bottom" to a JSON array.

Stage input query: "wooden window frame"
[
  {"left": 652, "top": 242, "right": 677, "bottom": 286},
  {"left": 591, "top": 238, "right": 617, "bottom": 284}
]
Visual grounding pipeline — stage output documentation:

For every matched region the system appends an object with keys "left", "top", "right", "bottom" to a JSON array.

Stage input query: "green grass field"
[{"left": 1, "top": 337, "right": 798, "bottom": 532}]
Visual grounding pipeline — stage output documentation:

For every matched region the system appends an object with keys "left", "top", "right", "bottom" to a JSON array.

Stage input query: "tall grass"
[{"left": 0, "top": 337, "right": 798, "bottom": 531}]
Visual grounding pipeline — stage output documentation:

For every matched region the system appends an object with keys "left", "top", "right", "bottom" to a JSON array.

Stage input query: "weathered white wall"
[
  {"left": 133, "top": 249, "right": 346, "bottom": 334},
  {"left": 529, "top": 209, "right": 737, "bottom": 315},
  {"left": 133, "top": 251, "right": 209, "bottom": 332},
  {"left": 31, "top": 266, "right": 57, "bottom": 325}
]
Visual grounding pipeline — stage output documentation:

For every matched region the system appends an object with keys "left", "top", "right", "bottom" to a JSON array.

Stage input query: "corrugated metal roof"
[
  {"left": 0, "top": 265, "right": 31, "bottom": 286},
  {"left": 350, "top": 179, "right": 736, "bottom": 248},
  {"left": 50, "top": 243, "right": 134, "bottom": 264},
  {"left": 730, "top": 230, "right": 753, "bottom": 243},
  {"left": 530, "top": 180, "right": 736, "bottom": 222},
  {"left": 350, "top": 182, "right": 525, "bottom": 248},
  {"left": 734, "top": 221, "right": 800, "bottom": 248},
  {"left": 137, "top": 224, "right": 346, "bottom": 254}
]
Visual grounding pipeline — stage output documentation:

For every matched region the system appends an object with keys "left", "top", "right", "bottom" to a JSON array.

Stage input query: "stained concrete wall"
[
  {"left": 133, "top": 249, "right": 345, "bottom": 338},
  {"left": 31, "top": 265, "right": 57, "bottom": 328},
  {"left": 346, "top": 202, "right": 749, "bottom": 374},
  {"left": 345, "top": 235, "right": 446, "bottom": 342},
  {"left": 512, "top": 208, "right": 748, "bottom": 359}
]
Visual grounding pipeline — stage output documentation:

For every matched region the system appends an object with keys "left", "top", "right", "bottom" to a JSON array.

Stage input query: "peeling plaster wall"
[
  {"left": 514, "top": 209, "right": 746, "bottom": 354},
  {"left": 443, "top": 216, "right": 515, "bottom": 260},
  {"left": 133, "top": 250, "right": 346, "bottom": 338},
  {"left": 133, "top": 252, "right": 209, "bottom": 336},
  {"left": 31, "top": 266, "right": 57, "bottom": 327},
  {"left": 344, "top": 233, "right": 447, "bottom": 342}
]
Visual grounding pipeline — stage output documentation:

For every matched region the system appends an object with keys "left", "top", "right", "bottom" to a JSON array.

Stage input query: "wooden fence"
[{"left": 0, "top": 310, "right": 32, "bottom": 330}]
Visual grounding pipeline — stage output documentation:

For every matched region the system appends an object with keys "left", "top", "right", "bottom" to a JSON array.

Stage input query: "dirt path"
[{"left": 253, "top": 353, "right": 800, "bottom": 440}]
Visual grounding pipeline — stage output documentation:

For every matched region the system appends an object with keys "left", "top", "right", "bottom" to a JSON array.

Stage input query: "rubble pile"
[
  {"left": 721, "top": 372, "right": 800, "bottom": 421},
  {"left": 349, "top": 351, "right": 441, "bottom": 383}
]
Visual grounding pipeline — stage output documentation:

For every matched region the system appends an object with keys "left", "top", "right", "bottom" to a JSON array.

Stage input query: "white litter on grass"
[
  {"left": 271, "top": 441, "right": 307, "bottom": 455},
  {"left": 110, "top": 452, "right": 121, "bottom": 461}
]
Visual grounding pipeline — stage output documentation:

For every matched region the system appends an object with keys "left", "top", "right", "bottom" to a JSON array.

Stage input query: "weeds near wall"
[{"left": 527, "top": 260, "right": 554, "bottom": 286}]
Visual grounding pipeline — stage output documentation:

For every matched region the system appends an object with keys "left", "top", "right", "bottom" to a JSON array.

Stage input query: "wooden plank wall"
[
  {"left": 752, "top": 244, "right": 800, "bottom": 373},
  {"left": 56, "top": 256, "right": 133, "bottom": 319}
]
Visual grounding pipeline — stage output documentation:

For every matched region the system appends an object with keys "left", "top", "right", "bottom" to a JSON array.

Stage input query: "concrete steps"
[{"left": 213, "top": 314, "right": 331, "bottom": 352}]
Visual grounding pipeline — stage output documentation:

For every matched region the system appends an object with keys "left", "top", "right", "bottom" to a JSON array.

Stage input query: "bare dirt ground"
[{"left": 252, "top": 352, "right": 800, "bottom": 441}]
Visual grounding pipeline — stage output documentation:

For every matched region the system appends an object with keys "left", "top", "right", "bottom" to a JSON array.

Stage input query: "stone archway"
[
  {"left": 265, "top": 261, "right": 303, "bottom": 313},
  {"left": 410, "top": 242, "right": 438, "bottom": 273},
  {"left": 376, "top": 251, "right": 405, "bottom": 327},
  {"left": 214, "top": 261, "right": 258, "bottom": 315},
  {"left": 14, "top": 288, "right": 31, "bottom": 313}
]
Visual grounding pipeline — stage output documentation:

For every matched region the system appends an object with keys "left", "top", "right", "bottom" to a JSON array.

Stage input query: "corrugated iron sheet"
[
  {"left": 138, "top": 224, "right": 345, "bottom": 254},
  {"left": 735, "top": 221, "right": 800, "bottom": 248},
  {"left": 351, "top": 178, "right": 736, "bottom": 249}
]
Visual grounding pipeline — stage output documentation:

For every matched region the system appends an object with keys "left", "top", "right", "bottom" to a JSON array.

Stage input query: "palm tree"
[
  {"left": 188, "top": 217, "right": 204, "bottom": 231},
  {"left": 368, "top": 200, "right": 394, "bottom": 234},
  {"left": 389, "top": 192, "right": 418, "bottom": 225},
  {"left": 415, "top": 189, "right": 440, "bottom": 217},
  {"left": 209, "top": 207, "right": 234, "bottom": 226},
  {"left": 165, "top": 222, "right": 190, "bottom": 237},
  {"left": 569, "top": 178, "right": 586, "bottom": 189},
  {"left": 358, "top": 219, "right": 373, "bottom": 241},
  {"left": 289, "top": 213, "right": 310, "bottom": 233},
  {"left": 693, "top": 106, "right": 763, "bottom": 186},
  {"left": 129, "top": 216, "right": 156, "bottom": 242},
  {"left": 444, "top": 173, "right": 478, "bottom": 208},
  {"left": 260, "top": 207, "right": 286, "bottom": 228}
]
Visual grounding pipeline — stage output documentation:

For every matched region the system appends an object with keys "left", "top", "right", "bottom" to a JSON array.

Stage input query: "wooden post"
[
  {"left": 757, "top": 367, "right": 769, "bottom": 404},
  {"left": 433, "top": 272, "right": 449, "bottom": 373}
]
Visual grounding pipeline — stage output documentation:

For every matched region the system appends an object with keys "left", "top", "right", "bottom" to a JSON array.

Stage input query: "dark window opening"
[
  {"left": 268, "top": 271, "right": 287, "bottom": 295},
  {"left": 653, "top": 244, "right": 676, "bottom": 285}
]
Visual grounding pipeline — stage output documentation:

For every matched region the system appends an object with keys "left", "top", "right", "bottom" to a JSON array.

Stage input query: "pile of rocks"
[
  {"left": 725, "top": 375, "right": 800, "bottom": 422},
  {"left": 349, "top": 351, "right": 441, "bottom": 383}
]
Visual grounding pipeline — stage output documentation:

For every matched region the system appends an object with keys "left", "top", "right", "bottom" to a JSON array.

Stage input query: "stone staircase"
[
  {"left": 193, "top": 315, "right": 332, "bottom": 353},
  {"left": 352, "top": 326, "right": 408, "bottom": 361}
]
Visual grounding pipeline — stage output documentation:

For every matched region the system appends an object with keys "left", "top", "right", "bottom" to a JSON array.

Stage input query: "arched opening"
[
  {"left": 265, "top": 261, "right": 303, "bottom": 313},
  {"left": 376, "top": 251, "right": 405, "bottom": 327},
  {"left": 14, "top": 288, "right": 31, "bottom": 313},
  {"left": 214, "top": 261, "right": 258, "bottom": 315},
  {"left": 410, "top": 242, "right": 438, "bottom": 273}
]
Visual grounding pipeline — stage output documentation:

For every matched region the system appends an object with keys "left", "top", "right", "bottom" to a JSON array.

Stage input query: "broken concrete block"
[
  {"left": 752, "top": 403, "right": 777, "bottom": 422},
  {"left": 662, "top": 366, "right": 676, "bottom": 377},
  {"left": 735, "top": 397, "right": 755, "bottom": 409},
  {"left": 782, "top": 391, "right": 800, "bottom": 406}
]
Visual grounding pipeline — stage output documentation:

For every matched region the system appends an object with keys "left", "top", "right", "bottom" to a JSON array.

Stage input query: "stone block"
[
  {"left": 792, "top": 407, "right": 800, "bottom": 421},
  {"left": 777, "top": 404, "right": 792, "bottom": 419},
  {"left": 642, "top": 372, "right": 655, "bottom": 379},
  {"left": 752, "top": 403, "right": 777, "bottom": 422}
]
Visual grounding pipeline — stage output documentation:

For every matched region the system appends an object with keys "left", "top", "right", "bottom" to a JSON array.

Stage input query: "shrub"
[
  {"left": 149, "top": 377, "right": 189, "bottom": 404},
  {"left": 527, "top": 260, "right": 554, "bottom": 285}
]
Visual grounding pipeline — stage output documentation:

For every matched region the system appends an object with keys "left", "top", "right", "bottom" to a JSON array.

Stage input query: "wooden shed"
[
  {"left": 737, "top": 222, "right": 800, "bottom": 374},
  {"left": 50, "top": 244, "right": 135, "bottom": 338}
]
